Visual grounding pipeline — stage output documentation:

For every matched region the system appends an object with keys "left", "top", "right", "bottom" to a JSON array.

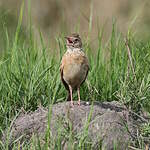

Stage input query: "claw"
[
  {"left": 71, "top": 102, "right": 74, "bottom": 107},
  {"left": 77, "top": 101, "right": 80, "bottom": 106}
]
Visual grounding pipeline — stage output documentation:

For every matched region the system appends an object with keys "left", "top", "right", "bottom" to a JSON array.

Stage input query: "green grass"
[{"left": 0, "top": 2, "right": 150, "bottom": 150}]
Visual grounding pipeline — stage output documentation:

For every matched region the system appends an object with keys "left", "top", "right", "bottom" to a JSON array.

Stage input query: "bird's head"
[{"left": 65, "top": 33, "right": 82, "bottom": 49}]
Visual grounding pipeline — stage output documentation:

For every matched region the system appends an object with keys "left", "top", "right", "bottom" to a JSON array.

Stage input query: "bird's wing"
[
  {"left": 80, "top": 55, "right": 90, "bottom": 86},
  {"left": 60, "top": 57, "right": 69, "bottom": 91}
]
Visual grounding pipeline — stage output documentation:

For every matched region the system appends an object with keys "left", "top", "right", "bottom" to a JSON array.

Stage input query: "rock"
[{"left": 2, "top": 101, "right": 138, "bottom": 149}]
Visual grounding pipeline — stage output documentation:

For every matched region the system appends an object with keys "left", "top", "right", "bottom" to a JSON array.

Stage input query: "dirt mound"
[{"left": 2, "top": 101, "right": 142, "bottom": 149}]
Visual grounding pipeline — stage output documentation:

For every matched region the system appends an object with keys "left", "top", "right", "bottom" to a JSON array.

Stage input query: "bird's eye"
[{"left": 74, "top": 39, "right": 78, "bottom": 42}]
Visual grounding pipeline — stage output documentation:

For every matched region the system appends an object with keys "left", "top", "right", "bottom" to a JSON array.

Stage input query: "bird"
[{"left": 60, "top": 33, "right": 89, "bottom": 107}]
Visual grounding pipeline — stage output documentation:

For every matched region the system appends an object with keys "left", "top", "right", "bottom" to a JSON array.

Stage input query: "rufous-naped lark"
[{"left": 60, "top": 33, "right": 89, "bottom": 107}]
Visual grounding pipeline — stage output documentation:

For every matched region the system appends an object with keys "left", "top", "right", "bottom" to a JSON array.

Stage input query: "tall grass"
[{"left": 0, "top": 2, "right": 149, "bottom": 150}]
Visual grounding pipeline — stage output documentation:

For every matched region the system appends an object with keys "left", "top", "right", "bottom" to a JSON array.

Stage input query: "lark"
[{"left": 60, "top": 33, "right": 89, "bottom": 107}]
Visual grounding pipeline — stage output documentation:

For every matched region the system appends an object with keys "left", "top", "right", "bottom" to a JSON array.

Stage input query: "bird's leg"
[
  {"left": 69, "top": 85, "right": 73, "bottom": 107},
  {"left": 77, "top": 87, "right": 81, "bottom": 106}
]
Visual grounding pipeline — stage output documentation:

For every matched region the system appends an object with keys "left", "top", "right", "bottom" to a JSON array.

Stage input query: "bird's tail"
[{"left": 67, "top": 91, "right": 71, "bottom": 101}]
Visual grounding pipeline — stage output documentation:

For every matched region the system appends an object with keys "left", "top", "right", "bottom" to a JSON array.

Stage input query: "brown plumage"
[{"left": 60, "top": 33, "right": 89, "bottom": 107}]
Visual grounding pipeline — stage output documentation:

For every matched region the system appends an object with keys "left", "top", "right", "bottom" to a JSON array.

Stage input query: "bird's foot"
[
  {"left": 77, "top": 101, "right": 80, "bottom": 106},
  {"left": 70, "top": 101, "right": 74, "bottom": 107}
]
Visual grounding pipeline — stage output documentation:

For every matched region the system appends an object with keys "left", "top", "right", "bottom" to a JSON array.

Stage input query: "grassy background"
[{"left": 0, "top": 2, "right": 149, "bottom": 150}]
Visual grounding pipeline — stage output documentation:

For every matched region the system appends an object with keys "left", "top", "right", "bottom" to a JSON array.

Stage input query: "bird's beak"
[{"left": 65, "top": 36, "right": 73, "bottom": 43}]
